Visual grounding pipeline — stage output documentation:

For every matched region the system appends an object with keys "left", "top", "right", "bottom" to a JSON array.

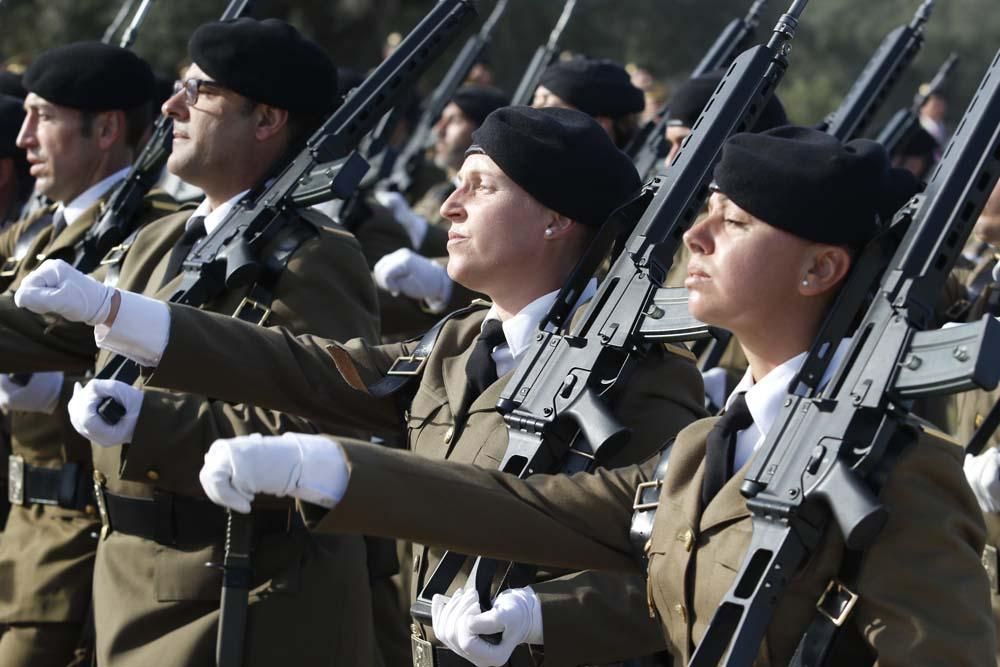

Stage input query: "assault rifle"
[
  {"left": 629, "top": 0, "right": 768, "bottom": 182},
  {"left": 820, "top": 0, "right": 934, "bottom": 141},
  {"left": 69, "top": 0, "right": 256, "bottom": 275},
  {"left": 381, "top": 0, "right": 509, "bottom": 195},
  {"left": 509, "top": 0, "right": 577, "bottom": 106},
  {"left": 410, "top": 0, "right": 811, "bottom": 630},
  {"left": 689, "top": 48, "right": 1000, "bottom": 666},
  {"left": 95, "top": 0, "right": 480, "bottom": 410},
  {"left": 877, "top": 51, "right": 958, "bottom": 154}
]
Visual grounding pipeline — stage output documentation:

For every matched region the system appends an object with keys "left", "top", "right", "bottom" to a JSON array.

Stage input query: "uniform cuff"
[{"left": 95, "top": 291, "right": 170, "bottom": 366}]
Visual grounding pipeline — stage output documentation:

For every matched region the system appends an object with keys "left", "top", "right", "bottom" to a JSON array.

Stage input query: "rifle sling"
[{"left": 364, "top": 303, "right": 487, "bottom": 399}]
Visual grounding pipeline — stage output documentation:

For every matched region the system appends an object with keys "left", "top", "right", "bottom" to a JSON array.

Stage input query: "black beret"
[
  {"left": 23, "top": 42, "right": 154, "bottom": 111},
  {"left": 0, "top": 70, "right": 26, "bottom": 99},
  {"left": 469, "top": 106, "right": 639, "bottom": 226},
  {"left": 538, "top": 57, "right": 645, "bottom": 118},
  {"left": 0, "top": 95, "right": 25, "bottom": 159},
  {"left": 451, "top": 85, "right": 508, "bottom": 127},
  {"left": 669, "top": 69, "right": 787, "bottom": 133},
  {"left": 713, "top": 126, "right": 893, "bottom": 246},
  {"left": 190, "top": 18, "right": 337, "bottom": 114}
]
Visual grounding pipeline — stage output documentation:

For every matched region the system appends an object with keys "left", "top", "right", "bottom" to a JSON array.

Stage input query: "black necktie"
[
  {"left": 701, "top": 392, "right": 754, "bottom": 507},
  {"left": 464, "top": 319, "right": 506, "bottom": 400},
  {"left": 162, "top": 216, "right": 206, "bottom": 287}
]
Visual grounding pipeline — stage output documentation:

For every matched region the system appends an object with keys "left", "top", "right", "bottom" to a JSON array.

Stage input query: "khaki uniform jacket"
[
  {"left": 313, "top": 418, "right": 995, "bottom": 666},
  {"left": 86, "top": 206, "right": 387, "bottom": 666},
  {"left": 0, "top": 191, "right": 179, "bottom": 625},
  {"left": 139, "top": 298, "right": 707, "bottom": 662}
]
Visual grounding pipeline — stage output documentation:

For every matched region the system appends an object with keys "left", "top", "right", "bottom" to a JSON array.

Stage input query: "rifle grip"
[
  {"left": 814, "top": 460, "right": 887, "bottom": 550},
  {"left": 97, "top": 397, "right": 127, "bottom": 425},
  {"left": 566, "top": 388, "right": 630, "bottom": 459}
]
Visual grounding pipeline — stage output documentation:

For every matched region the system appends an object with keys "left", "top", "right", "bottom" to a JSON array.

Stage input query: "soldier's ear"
[
  {"left": 799, "top": 244, "right": 852, "bottom": 296},
  {"left": 93, "top": 110, "right": 125, "bottom": 150},
  {"left": 253, "top": 105, "right": 288, "bottom": 142}
]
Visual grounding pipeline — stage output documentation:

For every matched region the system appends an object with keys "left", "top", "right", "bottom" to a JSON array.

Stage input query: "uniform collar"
[
  {"left": 726, "top": 338, "right": 852, "bottom": 451},
  {"left": 482, "top": 278, "right": 598, "bottom": 364},
  {"left": 55, "top": 166, "right": 130, "bottom": 227},
  {"left": 188, "top": 189, "right": 250, "bottom": 236}
]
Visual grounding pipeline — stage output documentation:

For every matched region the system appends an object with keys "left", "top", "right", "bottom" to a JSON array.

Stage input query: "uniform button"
[
  {"left": 674, "top": 603, "right": 687, "bottom": 623},
  {"left": 677, "top": 529, "right": 694, "bottom": 552},
  {"left": 443, "top": 427, "right": 454, "bottom": 445},
  {"left": 145, "top": 469, "right": 160, "bottom": 481},
  {"left": 93, "top": 470, "right": 107, "bottom": 485},
  {"left": 976, "top": 414, "right": 985, "bottom": 429},
  {"left": 84, "top": 504, "right": 97, "bottom": 517}
]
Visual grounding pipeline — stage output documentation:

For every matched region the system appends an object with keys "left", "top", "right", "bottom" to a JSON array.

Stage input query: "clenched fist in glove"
[
  {"left": 200, "top": 432, "right": 350, "bottom": 513},
  {"left": 432, "top": 587, "right": 543, "bottom": 667},
  {"left": 68, "top": 379, "right": 144, "bottom": 447},
  {"left": 373, "top": 248, "right": 453, "bottom": 311},
  {"left": 15, "top": 259, "right": 116, "bottom": 325}
]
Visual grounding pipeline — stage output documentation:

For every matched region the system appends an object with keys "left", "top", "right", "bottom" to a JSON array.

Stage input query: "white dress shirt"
[
  {"left": 481, "top": 279, "right": 598, "bottom": 377},
  {"left": 727, "top": 340, "right": 851, "bottom": 472},
  {"left": 54, "top": 166, "right": 130, "bottom": 232}
]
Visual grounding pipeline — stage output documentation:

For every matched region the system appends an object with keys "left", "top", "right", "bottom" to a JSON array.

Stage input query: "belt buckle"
[
  {"left": 233, "top": 297, "right": 272, "bottom": 326},
  {"left": 411, "top": 633, "right": 435, "bottom": 667},
  {"left": 387, "top": 354, "right": 428, "bottom": 377},
  {"left": 816, "top": 578, "right": 859, "bottom": 627},
  {"left": 92, "top": 474, "right": 111, "bottom": 540},
  {"left": 632, "top": 480, "right": 662, "bottom": 511},
  {"left": 0, "top": 258, "right": 18, "bottom": 278},
  {"left": 99, "top": 243, "right": 131, "bottom": 266},
  {"left": 8, "top": 454, "right": 24, "bottom": 505}
]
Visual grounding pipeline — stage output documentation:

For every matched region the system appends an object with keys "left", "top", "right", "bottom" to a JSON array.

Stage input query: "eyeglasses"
[{"left": 172, "top": 78, "right": 230, "bottom": 106}]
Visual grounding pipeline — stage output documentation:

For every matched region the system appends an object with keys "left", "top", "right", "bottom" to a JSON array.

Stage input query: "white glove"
[
  {"left": 0, "top": 372, "right": 64, "bottom": 413},
  {"left": 432, "top": 587, "right": 543, "bottom": 667},
  {"left": 701, "top": 367, "right": 728, "bottom": 412},
  {"left": 14, "top": 259, "right": 116, "bottom": 325},
  {"left": 375, "top": 190, "right": 429, "bottom": 249},
  {"left": 373, "top": 248, "right": 453, "bottom": 311},
  {"left": 965, "top": 449, "right": 1000, "bottom": 513},
  {"left": 68, "top": 379, "right": 144, "bottom": 447},
  {"left": 200, "top": 432, "right": 349, "bottom": 514}
]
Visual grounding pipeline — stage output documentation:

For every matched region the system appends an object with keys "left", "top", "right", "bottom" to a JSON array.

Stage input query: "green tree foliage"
[{"left": 2, "top": 0, "right": 997, "bottom": 135}]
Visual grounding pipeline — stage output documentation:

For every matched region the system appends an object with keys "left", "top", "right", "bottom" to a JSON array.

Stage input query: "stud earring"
[
  {"left": 544, "top": 228, "right": 554, "bottom": 237},
  {"left": 801, "top": 279, "right": 809, "bottom": 286}
]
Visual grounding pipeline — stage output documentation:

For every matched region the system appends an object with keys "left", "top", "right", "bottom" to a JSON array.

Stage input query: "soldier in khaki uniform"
[
  {"left": 23, "top": 106, "right": 708, "bottom": 666},
  {"left": 7, "top": 19, "right": 393, "bottom": 666},
  {"left": 372, "top": 86, "right": 508, "bottom": 341},
  {"left": 945, "top": 180, "right": 1000, "bottom": 665},
  {"left": 193, "top": 126, "right": 994, "bottom": 665},
  {"left": 0, "top": 42, "right": 174, "bottom": 667}
]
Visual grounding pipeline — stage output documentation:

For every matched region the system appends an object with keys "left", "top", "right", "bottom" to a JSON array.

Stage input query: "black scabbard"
[{"left": 217, "top": 511, "right": 253, "bottom": 667}]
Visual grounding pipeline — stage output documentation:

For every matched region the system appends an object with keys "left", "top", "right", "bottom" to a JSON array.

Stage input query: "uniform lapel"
[
  {"left": 440, "top": 342, "right": 477, "bottom": 420},
  {"left": 699, "top": 455, "right": 753, "bottom": 531}
]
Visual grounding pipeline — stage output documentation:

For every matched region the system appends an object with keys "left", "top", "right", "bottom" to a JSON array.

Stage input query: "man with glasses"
[
  {"left": 0, "top": 41, "right": 176, "bottom": 667},
  {"left": 0, "top": 19, "right": 390, "bottom": 666}
]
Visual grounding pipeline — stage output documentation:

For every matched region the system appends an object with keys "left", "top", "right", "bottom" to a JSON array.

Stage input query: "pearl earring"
[
  {"left": 801, "top": 279, "right": 809, "bottom": 286},
  {"left": 544, "top": 228, "right": 554, "bottom": 237}
]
